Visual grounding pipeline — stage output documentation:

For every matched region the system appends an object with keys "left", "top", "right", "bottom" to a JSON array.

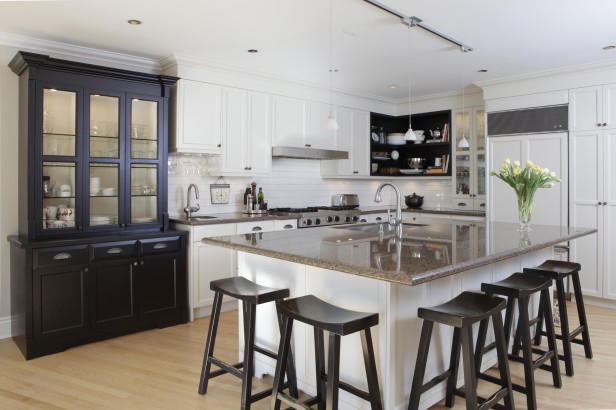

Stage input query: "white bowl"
[{"left": 102, "top": 188, "right": 116, "bottom": 196}]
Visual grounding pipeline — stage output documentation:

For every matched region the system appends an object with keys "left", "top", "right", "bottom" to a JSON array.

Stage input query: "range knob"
[
  {"left": 315, "top": 218, "right": 321, "bottom": 225},
  {"left": 345, "top": 216, "right": 351, "bottom": 223},
  {"left": 305, "top": 219, "right": 312, "bottom": 226},
  {"left": 334, "top": 216, "right": 340, "bottom": 222},
  {"left": 326, "top": 216, "right": 334, "bottom": 223}
]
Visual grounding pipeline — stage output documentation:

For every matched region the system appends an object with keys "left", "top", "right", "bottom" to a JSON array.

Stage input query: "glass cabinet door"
[
  {"left": 42, "top": 162, "right": 77, "bottom": 230},
  {"left": 454, "top": 153, "right": 471, "bottom": 196},
  {"left": 476, "top": 153, "right": 486, "bottom": 197},
  {"left": 42, "top": 89, "right": 76, "bottom": 156},
  {"left": 89, "top": 94, "right": 120, "bottom": 158},
  {"left": 475, "top": 107, "right": 486, "bottom": 151},
  {"left": 89, "top": 163, "right": 119, "bottom": 228},
  {"left": 131, "top": 164, "right": 157, "bottom": 224},
  {"left": 130, "top": 99, "right": 158, "bottom": 159}
]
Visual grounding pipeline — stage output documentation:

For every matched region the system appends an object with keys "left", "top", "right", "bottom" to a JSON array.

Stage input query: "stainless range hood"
[{"left": 272, "top": 146, "right": 348, "bottom": 160}]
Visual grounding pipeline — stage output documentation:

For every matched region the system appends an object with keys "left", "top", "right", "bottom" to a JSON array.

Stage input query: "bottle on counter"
[
  {"left": 243, "top": 187, "right": 251, "bottom": 205},
  {"left": 257, "top": 188, "right": 264, "bottom": 204}
]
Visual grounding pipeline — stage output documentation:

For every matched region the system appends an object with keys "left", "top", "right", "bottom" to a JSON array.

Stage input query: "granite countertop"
[
  {"left": 170, "top": 206, "right": 484, "bottom": 226},
  {"left": 202, "top": 221, "right": 596, "bottom": 286}
]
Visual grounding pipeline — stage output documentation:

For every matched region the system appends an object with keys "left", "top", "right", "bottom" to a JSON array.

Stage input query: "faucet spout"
[
  {"left": 374, "top": 183, "right": 402, "bottom": 234},
  {"left": 184, "top": 183, "right": 200, "bottom": 219}
]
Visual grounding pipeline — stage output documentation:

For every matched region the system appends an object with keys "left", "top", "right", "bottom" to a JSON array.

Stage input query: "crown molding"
[{"left": 0, "top": 31, "right": 161, "bottom": 73}]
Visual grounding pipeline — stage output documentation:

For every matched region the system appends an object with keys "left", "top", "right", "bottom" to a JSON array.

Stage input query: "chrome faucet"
[
  {"left": 184, "top": 183, "right": 200, "bottom": 219},
  {"left": 374, "top": 183, "right": 402, "bottom": 235}
]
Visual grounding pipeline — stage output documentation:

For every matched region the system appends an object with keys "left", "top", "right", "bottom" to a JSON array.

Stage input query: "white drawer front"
[
  {"left": 275, "top": 219, "right": 297, "bottom": 231},
  {"left": 452, "top": 199, "right": 474, "bottom": 210},
  {"left": 236, "top": 220, "right": 276, "bottom": 234},
  {"left": 193, "top": 223, "right": 237, "bottom": 241}
]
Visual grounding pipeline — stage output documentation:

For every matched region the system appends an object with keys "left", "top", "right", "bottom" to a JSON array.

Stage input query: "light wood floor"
[{"left": 0, "top": 302, "right": 614, "bottom": 409}]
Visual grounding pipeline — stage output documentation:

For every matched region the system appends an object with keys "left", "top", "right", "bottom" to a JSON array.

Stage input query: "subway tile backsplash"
[{"left": 168, "top": 157, "right": 452, "bottom": 217}]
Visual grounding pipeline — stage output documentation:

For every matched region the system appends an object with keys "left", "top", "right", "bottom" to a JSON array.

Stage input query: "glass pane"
[
  {"left": 90, "top": 94, "right": 119, "bottom": 158},
  {"left": 131, "top": 164, "right": 157, "bottom": 224},
  {"left": 476, "top": 108, "right": 486, "bottom": 151},
  {"left": 89, "top": 163, "right": 119, "bottom": 227},
  {"left": 476, "top": 153, "right": 486, "bottom": 196},
  {"left": 42, "top": 89, "right": 76, "bottom": 156},
  {"left": 455, "top": 154, "right": 471, "bottom": 195},
  {"left": 131, "top": 99, "right": 158, "bottom": 159},
  {"left": 42, "top": 162, "right": 76, "bottom": 229},
  {"left": 454, "top": 109, "right": 471, "bottom": 152}
]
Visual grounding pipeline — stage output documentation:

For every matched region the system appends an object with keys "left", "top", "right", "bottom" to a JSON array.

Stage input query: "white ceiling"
[{"left": 2, "top": 0, "right": 616, "bottom": 100}]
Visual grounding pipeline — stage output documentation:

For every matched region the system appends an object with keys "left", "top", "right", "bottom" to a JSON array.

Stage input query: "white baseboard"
[
  {"left": 193, "top": 300, "right": 238, "bottom": 320},
  {"left": 0, "top": 316, "right": 12, "bottom": 340}
]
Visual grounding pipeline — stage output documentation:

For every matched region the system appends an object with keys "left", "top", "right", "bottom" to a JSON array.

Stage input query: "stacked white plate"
[
  {"left": 387, "top": 133, "right": 406, "bottom": 145},
  {"left": 133, "top": 217, "right": 155, "bottom": 223},
  {"left": 90, "top": 215, "right": 111, "bottom": 226},
  {"left": 90, "top": 177, "right": 101, "bottom": 195}
]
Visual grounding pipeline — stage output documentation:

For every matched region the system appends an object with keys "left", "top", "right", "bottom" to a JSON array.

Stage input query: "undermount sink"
[
  {"left": 333, "top": 222, "right": 425, "bottom": 233},
  {"left": 188, "top": 216, "right": 217, "bottom": 221}
]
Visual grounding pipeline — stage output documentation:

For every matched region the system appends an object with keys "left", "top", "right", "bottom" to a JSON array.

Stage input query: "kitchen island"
[{"left": 203, "top": 221, "right": 595, "bottom": 410}]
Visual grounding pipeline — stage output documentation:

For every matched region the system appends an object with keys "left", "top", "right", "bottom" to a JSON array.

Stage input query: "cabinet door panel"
[
  {"left": 308, "top": 102, "right": 337, "bottom": 150},
  {"left": 272, "top": 95, "right": 306, "bottom": 147},
  {"left": 602, "top": 83, "right": 616, "bottom": 129},
  {"left": 603, "top": 130, "right": 616, "bottom": 299},
  {"left": 90, "top": 260, "right": 137, "bottom": 328},
  {"left": 194, "top": 242, "right": 236, "bottom": 308},
  {"left": 353, "top": 110, "right": 370, "bottom": 176},
  {"left": 569, "top": 86, "right": 601, "bottom": 131},
  {"left": 336, "top": 108, "right": 354, "bottom": 176},
  {"left": 247, "top": 91, "right": 271, "bottom": 173},
  {"left": 221, "top": 87, "right": 248, "bottom": 172},
  {"left": 139, "top": 254, "right": 185, "bottom": 322},
  {"left": 33, "top": 265, "right": 89, "bottom": 339},
  {"left": 176, "top": 80, "right": 222, "bottom": 151}
]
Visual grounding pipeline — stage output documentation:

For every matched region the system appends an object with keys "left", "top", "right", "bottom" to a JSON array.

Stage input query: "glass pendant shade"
[
  {"left": 325, "top": 115, "right": 339, "bottom": 130},
  {"left": 458, "top": 134, "right": 470, "bottom": 148}
]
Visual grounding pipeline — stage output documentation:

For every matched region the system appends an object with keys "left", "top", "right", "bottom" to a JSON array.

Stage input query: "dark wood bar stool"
[
  {"left": 477, "top": 272, "right": 562, "bottom": 410},
  {"left": 271, "top": 295, "right": 382, "bottom": 410},
  {"left": 198, "top": 277, "right": 298, "bottom": 410},
  {"left": 408, "top": 291, "right": 514, "bottom": 410},
  {"left": 524, "top": 260, "right": 593, "bottom": 376}
]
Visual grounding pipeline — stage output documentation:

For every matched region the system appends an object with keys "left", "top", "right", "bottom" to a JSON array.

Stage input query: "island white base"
[{"left": 237, "top": 247, "right": 552, "bottom": 410}]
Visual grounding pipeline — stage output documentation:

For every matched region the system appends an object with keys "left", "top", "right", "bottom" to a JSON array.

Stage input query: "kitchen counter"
[
  {"left": 210, "top": 221, "right": 595, "bottom": 409},
  {"left": 202, "top": 221, "right": 593, "bottom": 286},
  {"left": 362, "top": 205, "right": 485, "bottom": 217}
]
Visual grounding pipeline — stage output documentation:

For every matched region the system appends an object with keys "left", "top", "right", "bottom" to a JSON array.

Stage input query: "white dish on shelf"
[
  {"left": 400, "top": 169, "right": 424, "bottom": 175},
  {"left": 133, "top": 217, "right": 155, "bottom": 223},
  {"left": 387, "top": 140, "right": 407, "bottom": 146}
]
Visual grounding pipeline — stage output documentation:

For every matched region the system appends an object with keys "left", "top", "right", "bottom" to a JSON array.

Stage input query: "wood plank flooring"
[{"left": 0, "top": 302, "right": 614, "bottom": 409}]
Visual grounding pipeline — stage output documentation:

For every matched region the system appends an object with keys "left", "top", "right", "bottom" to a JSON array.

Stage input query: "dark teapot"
[{"left": 404, "top": 193, "right": 424, "bottom": 208}]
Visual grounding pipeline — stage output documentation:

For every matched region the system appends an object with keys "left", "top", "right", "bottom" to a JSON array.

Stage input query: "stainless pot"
[{"left": 408, "top": 158, "right": 426, "bottom": 169}]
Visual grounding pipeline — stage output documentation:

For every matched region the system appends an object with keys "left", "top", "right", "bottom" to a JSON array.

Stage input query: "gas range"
[{"left": 268, "top": 206, "right": 362, "bottom": 228}]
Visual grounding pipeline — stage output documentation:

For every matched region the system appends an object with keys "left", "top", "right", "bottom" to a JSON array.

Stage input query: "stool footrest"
[
  {"left": 276, "top": 391, "right": 313, "bottom": 410},
  {"left": 208, "top": 358, "right": 244, "bottom": 379},
  {"left": 540, "top": 325, "right": 585, "bottom": 342},
  {"left": 454, "top": 387, "right": 508, "bottom": 410},
  {"left": 318, "top": 371, "right": 372, "bottom": 402},
  {"left": 253, "top": 345, "right": 278, "bottom": 360},
  {"left": 532, "top": 350, "right": 554, "bottom": 370},
  {"left": 481, "top": 341, "right": 497, "bottom": 356},
  {"left": 421, "top": 370, "right": 453, "bottom": 394},
  {"left": 528, "top": 316, "right": 541, "bottom": 327}
]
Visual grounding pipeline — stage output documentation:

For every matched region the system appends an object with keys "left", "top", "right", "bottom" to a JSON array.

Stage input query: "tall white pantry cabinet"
[{"left": 569, "top": 84, "right": 616, "bottom": 300}]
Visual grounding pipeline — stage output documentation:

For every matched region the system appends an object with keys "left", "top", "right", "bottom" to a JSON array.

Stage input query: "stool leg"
[
  {"left": 198, "top": 291, "right": 223, "bottom": 395},
  {"left": 474, "top": 318, "right": 488, "bottom": 374},
  {"left": 540, "top": 288, "right": 562, "bottom": 388},
  {"left": 555, "top": 278, "right": 574, "bottom": 376},
  {"left": 241, "top": 302, "right": 257, "bottom": 410},
  {"left": 326, "top": 332, "right": 342, "bottom": 410},
  {"left": 502, "top": 297, "right": 516, "bottom": 347},
  {"left": 571, "top": 272, "right": 593, "bottom": 359},
  {"left": 446, "top": 327, "right": 462, "bottom": 408},
  {"left": 314, "top": 328, "right": 327, "bottom": 410},
  {"left": 492, "top": 312, "right": 515, "bottom": 410},
  {"left": 408, "top": 320, "right": 434, "bottom": 410},
  {"left": 277, "top": 314, "right": 299, "bottom": 398},
  {"left": 460, "top": 326, "right": 478, "bottom": 410},
  {"left": 533, "top": 295, "right": 545, "bottom": 346},
  {"left": 518, "top": 297, "right": 537, "bottom": 410},
  {"left": 360, "top": 328, "right": 383, "bottom": 410},
  {"left": 271, "top": 316, "right": 294, "bottom": 410},
  {"left": 243, "top": 302, "right": 254, "bottom": 379}
]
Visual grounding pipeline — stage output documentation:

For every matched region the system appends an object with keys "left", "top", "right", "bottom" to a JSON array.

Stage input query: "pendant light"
[
  {"left": 324, "top": 0, "right": 339, "bottom": 131},
  {"left": 404, "top": 22, "right": 416, "bottom": 141},
  {"left": 457, "top": 46, "right": 470, "bottom": 149}
]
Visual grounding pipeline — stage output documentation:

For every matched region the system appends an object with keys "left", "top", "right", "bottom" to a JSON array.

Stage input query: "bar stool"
[
  {"left": 524, "top": 260, "right": 593, "bottom": 376},
  {"left": 408, "top": 291, "right": 514, "bottom": 410},
  {"left": 198, "top": 277, "right": 298, "bottom": 410},
  {"left": 271, "top": 295, "right": 382, "bottom": 410},
  {"left": 476, "top": 272, "right": 562, "bottom": 410}
]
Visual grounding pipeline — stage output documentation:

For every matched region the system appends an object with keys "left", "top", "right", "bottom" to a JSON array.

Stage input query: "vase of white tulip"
[{"left": 490, "top": 159, "right": 561, "bottom": 231}]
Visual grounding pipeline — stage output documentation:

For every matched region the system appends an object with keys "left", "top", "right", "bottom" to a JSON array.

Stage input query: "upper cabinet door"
[
  {"left": 602, "top": 83, "right": 616, "bottom": 130},
  {"left": 569, "top": 86, "right": 602, "bottom": 132},
  {"left": 353, "top": 110, "right": 370, "bottom": 176},
  {"left": 335, "top": 107, "right": 354, "bottom": 176},
  {"left": 221, "top": 87, "right": 248, "bottom": 173},
  {"left": 272, "top": 95, "right": 306, "bottom": 147},
  {"left": 307, "top": 101, "right": 337, "bottom": 150},
  {"left": 172, "top": 80, "right": 222, "bottom": 153},
  {"left": 247, "top": 91, "right": 272, "bottom": 174}
]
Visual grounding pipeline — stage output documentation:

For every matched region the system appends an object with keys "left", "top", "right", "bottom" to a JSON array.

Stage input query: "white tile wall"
[{"left": 168, "top": 157, "right": 452, "bottom": 217}]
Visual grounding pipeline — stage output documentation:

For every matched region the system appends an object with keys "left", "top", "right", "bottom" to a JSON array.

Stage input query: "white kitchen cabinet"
[
  {"left": 236, "top": 220, "right": 276, "bottom": 234},
  {"left": 419, "top": 213, "right": 451, "bottom": 224},
  {"left": 170, "top": 79, "right": 222, "bottom": 153},
  {"left": 221, "top": 87, "right": 271, "bottom": 175},
  {"left": 321, "top": 107, "right": 370, "bottom": 177},
  {"left": 569, "top": 84, "right": 616, "bottom": 132},
  {"left": 401, "top": 212, "right": 420, "bottom": 223},
  {"left": 272, "top": 95, "right": 337, "bottom": 150},
  {"left": 569, "top": 129, "right": 616, "bottom": 299},
  {"left": 452, "top": 106, "right": 486, "bottom": 210},
  {"left": 488, "top": 132, "right": 568, "bottom": 227}
]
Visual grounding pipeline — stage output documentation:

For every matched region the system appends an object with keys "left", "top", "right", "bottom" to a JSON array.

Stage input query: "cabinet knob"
[
  {"left": 598, "top": 123, "right": 602, "bottom": 127},
  {"left": 353, "top": 171, "right": 358, "bottom": 174},
  {"left": 305, "top": 144, "right": 311, "bottom": 148},
  {"left": 134, "top": 262, "right": 138, "bottom": 266},
  {"left": 598, "top": 201, "right": 602, "bottom": 205},
  {"left": 140, "top": 261, "right": 144, "bottom": 266},
  {"left": 84, "top": 268, "right": 89, "bottom": 273},
  {"left": 244, "top": 167, "right": 249, "bottom": 170},
  {"left": 604, "top": 202, "right": 608, "bottom": 205},
  {"left": 217, "top": 144, "right": 221, "bottom": 147},
  {"left": 603, "top": 123, "right": 607, "bottom": 126}
]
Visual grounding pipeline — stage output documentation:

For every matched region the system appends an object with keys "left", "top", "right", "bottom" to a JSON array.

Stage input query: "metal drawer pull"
[
  {"left": 375, "top": 217, "right": 382, "bottom": 221},
  {"left": 153, "top": 243, "right": 168, "bottom": 249},
  {"left": 480, "top": 203, "right": 486, "bottom": 207},
  {"left": 53, "top": 253, "right": 72, "bottom": 260},
  {"left": 284, "top": 224, "right": 293, "bottom": 229},
  {"left": 106, "top": 247, "right": 124, "bottom": 254},
  {"left": 458, "top": 202, "right": 467, "bottom": 207},
  {"left": 251, "top": 226, "right": 262, "bottom": 232}
]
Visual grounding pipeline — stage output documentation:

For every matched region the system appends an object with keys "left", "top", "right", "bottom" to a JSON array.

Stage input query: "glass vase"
[{"left": 517, "top": 191, "right": 534, "bottom": 231}]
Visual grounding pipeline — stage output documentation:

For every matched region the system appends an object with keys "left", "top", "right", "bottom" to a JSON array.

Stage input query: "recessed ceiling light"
[
  {"left": 603, "top": 45, "right": 615, "bottom": 50},
  {"left": 248, "top": 49, "right": 258, "bottom": 53},
  {"left": 127, "top": 19, "right": 142, "bottom": 25},
  {"left": 389, "top": 85, "right": 398, "bottom": 89},
  {"left": 329, "top": 69, "right": 338, "bottom": 73},
  {"left": 478, "top": 69, "right": 488, "bottom": 73}
]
